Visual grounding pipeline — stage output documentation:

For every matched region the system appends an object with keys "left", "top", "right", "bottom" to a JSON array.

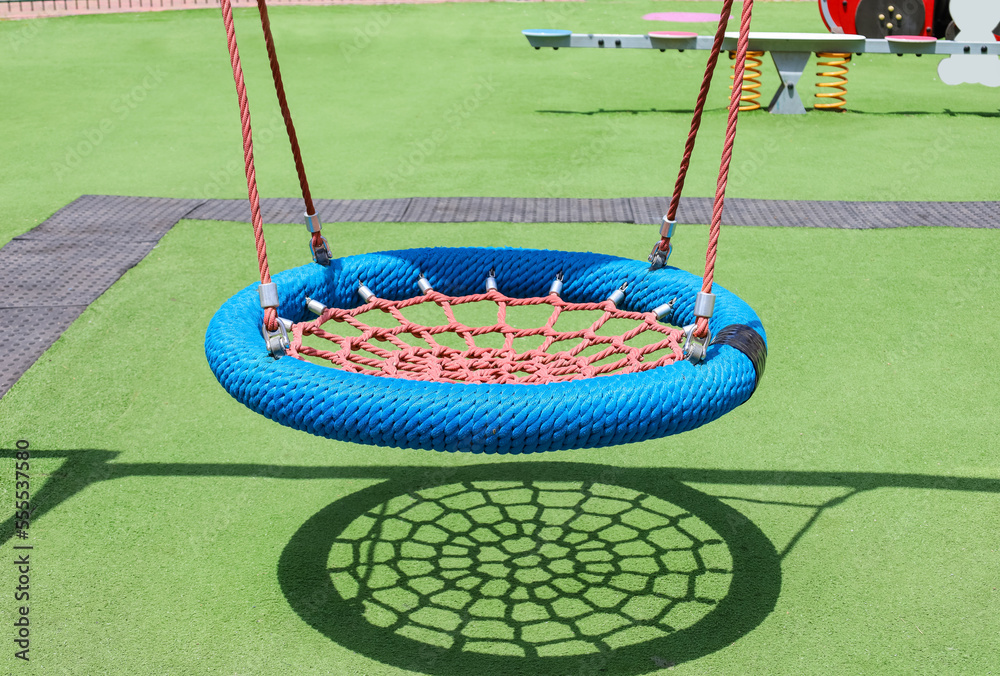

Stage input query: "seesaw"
[{"left": 522, "top": 29, "right": 1000, "bottom": 114}]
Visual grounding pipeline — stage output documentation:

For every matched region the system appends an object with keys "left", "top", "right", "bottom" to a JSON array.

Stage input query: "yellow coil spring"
[
  {"left": 815, "top": 52, "right": 851, "bottom": 111},
  {"left": 729, "top": 50, "right": 764, "bottom": 111}
]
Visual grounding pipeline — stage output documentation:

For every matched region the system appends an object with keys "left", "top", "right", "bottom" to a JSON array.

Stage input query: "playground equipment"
[
  {"left": 730, "top": 50, "right": 765, "bottom": 110},
  {"left": 819, "top": 0, "right": 1000, "bottom": 88},
  {"left": 819, "top": 0, "right": 939, "bottom": 37},
  {"left": 937, "top": 0, "right": 1000, "bottom": 85},
  {"left": 818, "top": 0, "right": 999, "bottom": 40},
  {"left": 814, "top": 51, "right": 852, "bottom": 110},
  {"left": 528, "top": 0, "right": 999, "bottom": 114},
  {"left": 522, "top": 30, "right": 1000, "bottom": 113},
  {"left": 205, "top": 0, "right": 768, "bottom": 452}
]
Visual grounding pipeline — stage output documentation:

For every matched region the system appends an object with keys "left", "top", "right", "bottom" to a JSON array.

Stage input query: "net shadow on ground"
[{"left": 278, "top": 462, "right": 781, "bottom": 675}]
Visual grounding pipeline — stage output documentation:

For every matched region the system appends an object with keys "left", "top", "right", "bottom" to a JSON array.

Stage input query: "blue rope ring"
[{"left": 205, "top": 247, "right": 766, "bottom": 453}]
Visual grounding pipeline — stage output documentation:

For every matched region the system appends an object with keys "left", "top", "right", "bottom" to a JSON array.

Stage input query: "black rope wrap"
[{"left": 712, "top": 324, "right": 767, "bottom": 393}]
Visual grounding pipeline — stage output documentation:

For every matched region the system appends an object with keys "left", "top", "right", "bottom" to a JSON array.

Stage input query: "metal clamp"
[
  {"left": 258, "top": 282, "right": 280, "bottom": 309},
  {"left": 607, "top": 282, "right": 628, "bottom": 308},
  {"left": 417, "top": 274, "right": 434, "bottom": 295},
  {"left": 310, "top": 235, "right": 332, "bottom": 267},
  {"left": 357, "top": 281, "right": 376, "bottom": 304},
  {"left": 305, "top": 212, "right": 322, "bottom": 233},
  {"left": 548, "top": 271, "right": 564, "bottom": 297},
  {"left": 651, "top": 298, "right": 676, "bottom": 321},
  {"left": 682, "top": 323, "right": 712, "bottom": 364},
  {"left": 305, "top": 296, "right": 328, "bottom": 315},
  {"left": 694, "top": 291, "right": 715, "bottom": 319},
  {"left": 485, "top": 268, "right": 498, "bottom": 292},
  {"left": 261, "top": 319, "right": 290, "bottom": 358},
  {"left": 660, "top": 216, "right": 677, "bottom": 240}
]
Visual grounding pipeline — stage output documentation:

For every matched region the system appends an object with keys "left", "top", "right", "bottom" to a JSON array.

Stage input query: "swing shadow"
[
  {"left": 4, "top": 449, "right": 1000, "bottom": 674},
  {"left": 277, "top": 462, "right": 781, "bottom": 675},
  {"left": 844, "top": 108, "right": 1000, "bottom": 118},
  {"left": 536, "top": 108, "right": 723, "bottom": 116},
  {"left": 538, "top": 108, "right": 1000, "bottom": 118}
]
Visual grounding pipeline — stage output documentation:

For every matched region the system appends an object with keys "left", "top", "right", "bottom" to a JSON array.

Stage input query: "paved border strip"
[
  {"left": 1, "top": 196, "right": 206, "bottom": 400},
  {"left": 179, "top": 196, "right": 1000, "bottom": 228},
  {"left": 2, "top": 193, "right": 997, "bottom": 400}
]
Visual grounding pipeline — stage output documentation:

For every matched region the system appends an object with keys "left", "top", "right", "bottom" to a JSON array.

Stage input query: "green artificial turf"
[
  {"left": 2, "top": 218, "right": 1000, "bottom": 674},
  {"left": 2, "top": 0, "right": 999, "bottom": 247},
  {"left": 2, "top": 1, "right": 1000, "bottom": 674}
]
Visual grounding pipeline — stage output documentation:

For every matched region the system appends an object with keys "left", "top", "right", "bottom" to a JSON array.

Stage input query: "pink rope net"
[{"left": 287, "top": 288, "right": 685, "bottom": 385}]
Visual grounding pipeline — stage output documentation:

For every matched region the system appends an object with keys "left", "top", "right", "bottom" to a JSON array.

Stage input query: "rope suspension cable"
[
  {"left": 696, "top": 0, "right": 757, "bottom": 343},
  {"left": 219, "top": 0, "right": 755, "bottom": 360},
  {"left": 219, "top": 0, "right": 280, "bottom": 335},
  {"left": 649, "top": 0, "right": 755, "bottom": 358},
  {"left": 254, "top": 0, "right": 331, "bottom": 265},
  {"left": 650, "top": 0, "right": 736, "bottom": 267}
]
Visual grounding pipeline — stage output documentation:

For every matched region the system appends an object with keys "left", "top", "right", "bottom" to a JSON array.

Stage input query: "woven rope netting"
[{"left": 287, "top": 288, "right": 685, "bottom": 384}]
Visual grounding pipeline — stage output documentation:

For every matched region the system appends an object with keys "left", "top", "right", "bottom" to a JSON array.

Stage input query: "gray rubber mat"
[
  {"left": 1, "top": 239, "right": 158, "bottom": 307},
  {"left": 0, "top": 195, "right": 207, "bottom": 401},
  {"left": 0, "top": 306, "right": 87, "bottom": 400},
  {"left": 630, "top": 196, "right": 711, "bottom": 226},
  {"left": 400, "top": 197, "right": 635, "bottom": 223},
  {"left": 182, "top": 195, "right": 999, "bottom": 228},
  {"left": 629, "top": 197, "right": 1000, "bottom": 228},
  {"left": 18, "top": 195, "right": 204, "bottom": 242},
  {"left": 185, "top": 197, "right": 412, "bottom": 224},
  {"left": 2, "top": 193, "right": 997, "bottom": 400}
]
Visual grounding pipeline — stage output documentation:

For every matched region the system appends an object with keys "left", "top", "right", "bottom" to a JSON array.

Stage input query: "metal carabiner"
[
  {"left": 682, "top": 323, "right": 712, "bottom": 364},
  {"left": 648, "top": 241, "right": 673, "bottom": 270},
  {"left": 261, "top": 319, "right": 290, "bottom": 358},
  {"left": 310, "top": 235, "right": 332, "bottom": 266}
]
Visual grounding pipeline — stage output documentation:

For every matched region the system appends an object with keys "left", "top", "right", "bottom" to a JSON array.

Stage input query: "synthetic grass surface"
[
  {"left": 2, "top": 0, "right": 1000, "bottom": 247},
  {"left": 2, "top": 219, "right": 999, "bottom": 674},
  {"left": 2, "top": 1, "right": 999, "bottom": 674}
]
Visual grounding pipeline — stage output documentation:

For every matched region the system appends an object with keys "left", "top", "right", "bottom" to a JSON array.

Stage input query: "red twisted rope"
[
  {"left": 220, "top": 0, "right": 278, "bottom": 332},
  {"left": 254, "top": 0, "right": 324, "bottom": 251},
  {"left": 661, "top": 0, "right": 736, "bottom": 233},
  {"left": 695, "top": 0, "right": 756, "bottom": 339}
]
